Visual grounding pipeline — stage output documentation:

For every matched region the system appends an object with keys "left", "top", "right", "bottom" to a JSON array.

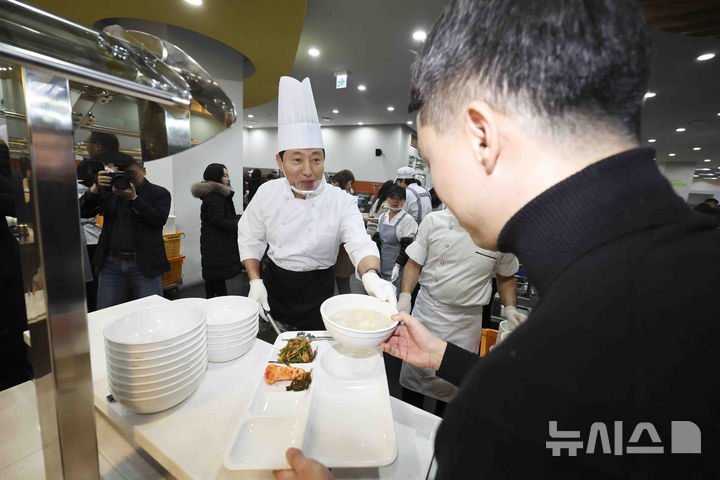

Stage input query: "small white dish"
[{"left": 320, "top": 295, "right": 398, "bottom": 350}]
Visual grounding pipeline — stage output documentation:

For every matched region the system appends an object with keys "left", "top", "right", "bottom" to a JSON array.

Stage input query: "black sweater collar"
[{"left": 497, "top": 147, "right": 690, "bottom": 295}]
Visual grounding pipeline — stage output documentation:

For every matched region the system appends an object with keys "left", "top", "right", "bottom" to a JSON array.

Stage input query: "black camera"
[{"left": 109, "top": 171, "right": 131, "bottom": 190}]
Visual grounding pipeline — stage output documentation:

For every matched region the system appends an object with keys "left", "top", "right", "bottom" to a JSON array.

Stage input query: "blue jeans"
[{"left": 97, "top": 255, "right": 163, "bottom": 309}]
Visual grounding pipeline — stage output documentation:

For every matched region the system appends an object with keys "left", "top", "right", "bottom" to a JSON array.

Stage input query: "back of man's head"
[
  {"left": 89, "top": 132, "right": 119, "bottom": 153},
  {"left": 409, "top": 0, "right": 651, "bottom": 142}
]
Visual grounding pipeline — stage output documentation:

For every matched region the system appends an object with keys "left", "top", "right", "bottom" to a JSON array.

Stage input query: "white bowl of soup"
[{"left": 320, "top": 294, "right": 399, "bottom": 349}]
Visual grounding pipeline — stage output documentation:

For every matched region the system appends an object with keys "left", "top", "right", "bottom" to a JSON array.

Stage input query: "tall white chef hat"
[
  {"left": 396, "top": 166, "right": 416, "bottom": 180},
  {"left": 277, "top": 76, "right": 323, "bottom": 153}
]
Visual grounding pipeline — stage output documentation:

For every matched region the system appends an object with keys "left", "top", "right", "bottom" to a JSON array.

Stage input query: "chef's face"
[
  {"left": 387, "top": 196, "right": 404, "bottom": 210},
  {"left": 276, "top": 148, "right": 325, "bottom": 192}
]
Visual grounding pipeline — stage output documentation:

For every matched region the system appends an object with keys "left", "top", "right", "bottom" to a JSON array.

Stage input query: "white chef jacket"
[
  {"left": 377, "top": 210, "right": 419, "bottom": 241},
  {"left": 402, "top": 183, "right": 432, "bottom": 224},
  {"left": 238, "top": 179, "right": 379, "bottom": 272},
  {"left": 405, "top": 208, "right": 519, "bottom": 306}
]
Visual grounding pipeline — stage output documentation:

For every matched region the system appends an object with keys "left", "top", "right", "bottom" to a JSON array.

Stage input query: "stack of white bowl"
[
  {"left": 104, "top": 304, "right": 207, "bottom": 414},
  {"left": 198, "top": 296, "right": 258, "bottom": 363}
]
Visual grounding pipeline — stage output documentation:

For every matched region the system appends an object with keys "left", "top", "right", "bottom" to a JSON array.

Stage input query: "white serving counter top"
[{"left": 4, "top": 295, "right": 441, "bottom": 479}]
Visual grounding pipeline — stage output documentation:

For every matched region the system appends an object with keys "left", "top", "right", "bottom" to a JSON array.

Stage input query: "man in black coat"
[
  {"left": 0, "top": 173, "right": 32, "bottom": 390},
  {"left": 276, "top": 0, "right": 720, "bottom": 479},
  {"left": 693, "top": 198, "right": 720, "bottom": 218},
  {"left": 80, "top": 154, "right": 170, "bottom": 309}
]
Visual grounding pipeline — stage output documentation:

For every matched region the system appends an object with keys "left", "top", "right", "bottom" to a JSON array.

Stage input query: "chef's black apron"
[{"left": 264, "top": 258, "right": 335, "bottom": 331}]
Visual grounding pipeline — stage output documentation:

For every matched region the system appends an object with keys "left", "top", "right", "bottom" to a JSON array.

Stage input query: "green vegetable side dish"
[
  {"left": 277, "top": 337, "right": 317, "bottom": 365},
  {"left": 287, "top": 370, "right": 313, "bottom": 391}
]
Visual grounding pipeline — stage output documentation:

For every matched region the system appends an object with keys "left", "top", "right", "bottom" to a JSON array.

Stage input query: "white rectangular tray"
[{"left": 224, "top": 330, "right": 398, "bottom": 470}]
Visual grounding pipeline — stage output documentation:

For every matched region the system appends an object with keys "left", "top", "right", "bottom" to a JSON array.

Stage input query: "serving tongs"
[{"left": 262, "top": 308, "right": 283, "bottom": 335}]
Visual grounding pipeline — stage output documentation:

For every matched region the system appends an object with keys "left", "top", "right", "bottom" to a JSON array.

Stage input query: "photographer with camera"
[{"left": 80, "top": 153, "right": 171, "bottom": 309}]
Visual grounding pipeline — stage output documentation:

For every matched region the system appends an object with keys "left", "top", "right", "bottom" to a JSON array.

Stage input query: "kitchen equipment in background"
[
  {"left": 103, "top": 304, "right": 208, "bottom": 414},
  {"left": 197, "top": 296, "right": 259, "bottom": 363}
]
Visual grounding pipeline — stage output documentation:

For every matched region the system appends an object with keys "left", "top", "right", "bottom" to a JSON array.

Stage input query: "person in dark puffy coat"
[{"left": 191, "top": 163, "right": 241, "bottom": 298}]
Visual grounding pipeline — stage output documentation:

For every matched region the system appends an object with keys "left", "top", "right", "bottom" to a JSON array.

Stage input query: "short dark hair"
[
  {"left": 704, "top": 198, "right": 718, "bottom": 205},
  {"left": 88, "top": 132, "right": 119, "bottom": 152},
  {"left": 409, "top": 0, "right": 651, "bottom": 140},
  {"left": 203, "top": 163, "right": 227, "bottom": 183}
]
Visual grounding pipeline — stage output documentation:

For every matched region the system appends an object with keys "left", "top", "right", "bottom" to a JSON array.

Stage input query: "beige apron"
[{"left": 399, "top": 286, "right": 484, "bottom": 402}]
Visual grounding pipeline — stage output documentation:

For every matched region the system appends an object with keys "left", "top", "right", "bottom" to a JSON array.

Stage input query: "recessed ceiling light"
[
  {"left": 648, "top": 139, "right": 656, "bottom": 143},
  {"left": 704, "top": 159, "right": 711, "bottom": 162},
  {"left": 406, "top": 121, "right": 413, "bottom": 125},
  {"left": 357, "top": 85, "right": 366, "bottom": 91},
  {"left": 669, "top": 153, "right": 676, "bottom": 157},
  {"left": 644, "top": 91, "right": 656, "bottom": 99},
  {"left": 699, "top": 168, "right": 711, "bottom": 171},
  {"left": 387, "top": 106, "right": 395, "bottom": 112},
  {"left": 248, "top": 126, "right": 253, "bottom": 129},
  {"left": 247, "top": 114, "right": 254, "bottom": 118},
  {"left": 308, "top": 48, "right": 320, "bottom": 57},
  {"left": 675, "top": 127, "right": 686, "bottom": 132},
  {"left": 696, "top": 53, "right": 716, "bottom": 61},
  {"left": 184, "top": 0, "right": 202, "bottom": 5},
  {"left": 357, "top": 122, "right": 364, "bottom": 126},
  {"left": 332, "top": 109, "right": 339, "bottom": 114},
  {"left": 694, "top": 147, "right": 702, "bottom": 151},
  {"left": 412, "top": 30, "right": 427, "bottom": 42},
  {"left": 694, "top": 175, "right": 700, "bottom": 177}
]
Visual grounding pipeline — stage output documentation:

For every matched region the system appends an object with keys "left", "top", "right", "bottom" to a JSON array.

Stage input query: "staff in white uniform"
[
  {"left": 376, "top": 185, "right": 418, "bottom": 292},
  {"left": 238, "top": 77, "right": 396, "bottom": 331},
  {"left": 397, "top": 208, "right": 526, "bottom": 410},
  {"left": 395, "top": 166, "right": 432, "bottom": 225}
]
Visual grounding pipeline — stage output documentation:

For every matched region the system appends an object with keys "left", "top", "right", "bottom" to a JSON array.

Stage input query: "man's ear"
[
  {"left": 464, "top": 101, "right": 500, "bottom": 175},
  {"left": 275, "top": 153, "right": 283, "bottom": 172}
]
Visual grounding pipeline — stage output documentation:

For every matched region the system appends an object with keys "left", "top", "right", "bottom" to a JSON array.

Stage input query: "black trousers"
[
  {"left": 205, "top": 279, "right": 227, "bottom": 298},
  {"left": 264, "top": 259, "right": 335, "bottom": 331}
]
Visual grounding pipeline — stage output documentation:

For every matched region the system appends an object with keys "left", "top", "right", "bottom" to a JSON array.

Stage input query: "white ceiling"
[{"left": 245, "top": 2, "right": 720, "bottom": 177}]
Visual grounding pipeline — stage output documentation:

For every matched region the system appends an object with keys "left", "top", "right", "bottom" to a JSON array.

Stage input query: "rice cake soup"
[{"left": 330, "top": 309, "right": 394, "bottom": 331}]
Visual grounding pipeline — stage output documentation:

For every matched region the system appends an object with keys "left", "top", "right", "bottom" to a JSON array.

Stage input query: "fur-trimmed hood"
[{"left": 191, "top": 181, "right": 233, "bottom": 198}]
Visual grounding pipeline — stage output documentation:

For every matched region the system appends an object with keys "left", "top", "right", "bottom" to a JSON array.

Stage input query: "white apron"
[{"left": 399, "top": 286, "right": 484, "bottom": 402}]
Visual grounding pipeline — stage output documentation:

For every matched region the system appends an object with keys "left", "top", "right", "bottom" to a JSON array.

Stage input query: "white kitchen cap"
[
  {"left": 277, "top": 76, "right": 323, "bottom": 153},
  {"left": 396, "top": 166, "right": 415, "bottom": 180}
]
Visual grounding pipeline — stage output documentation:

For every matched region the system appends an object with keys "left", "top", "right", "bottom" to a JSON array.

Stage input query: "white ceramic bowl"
[
  {"left": 198, "top": 296, "right": 259, "bottom": 327},
  {"left": 171, "top": 297, "right": 207, "bottom": 306},
  {"left": 206, "top": 334, "right": 256, "bottom": 351},
  {"left": 109, "top": 360, "right": 206, "bottom": 398},
  {"left": 112, "top": 371, "right": 206, "bottom": 414},
  {"left": 107, "top": 340, "right": 206, "bottom": 374},
  {"left": 107, "top": 348, "right": 207, "bottom": 384},
  {"left": 207, "top": 337, "right": 255, "bottom": 363},
  {"left": 207, "top": 327, "right": 257, "bottom": 347},
  {"left": 105, "top": 335, "right": 206, "bottom": 369},
  {"left": 105, "top": 326, "right": 206, "bottom": 360},
  {"left": 104, "top": 304, "right": 205, "bottom": 351},
  {"left": 207, "top": 319, "right": 258, "bottom": 338},
  {"left": 320, "top": 294, "right": 399, "bottom": 349}
]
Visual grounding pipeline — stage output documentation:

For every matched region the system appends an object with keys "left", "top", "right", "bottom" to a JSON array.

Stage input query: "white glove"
[
  {"left": 502, "top": 306, "right": 527, "bottom": 329},
  {"left": 248, "top": 279, "right": 270, "bottom": 321},
  {"left": 397, "top": 292, "right": 412, "bottom": 314},
  {"left": 390, "top": 263, "right": 401, "bottom": 282},
  {"left": 362, "top": 270, "right": 398, "bottom": 312}
]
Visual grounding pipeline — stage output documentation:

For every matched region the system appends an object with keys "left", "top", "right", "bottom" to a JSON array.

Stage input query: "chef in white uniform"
[
  {"left": 397, "top": 208, "right": 525, "bottom": 407},
  {"left": 395, "top": 166, "right": 432, "bottom": 225},
  {"left": 238, "top": 77, "right": 396, "bottom": 331}
]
